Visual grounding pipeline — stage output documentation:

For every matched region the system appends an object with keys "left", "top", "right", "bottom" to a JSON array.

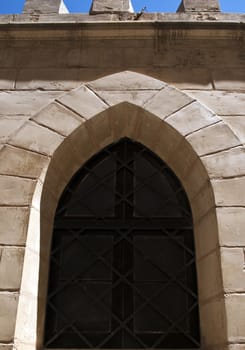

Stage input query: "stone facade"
[{"left": 0, "top": 0, "right": 244, "bottom": 349}]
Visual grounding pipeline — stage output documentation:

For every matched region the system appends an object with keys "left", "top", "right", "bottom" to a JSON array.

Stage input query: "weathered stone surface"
[
  {"left": 166, "top": 101, "right": 220, "bottom": 136},
  {"left": 0, "top": 145, "right": 48, "bottom": 178},
  {"left": 185, "top": 91, "right": 245, "bottom": 116},
  {"left": 9, "top": 121, "right": 64, "bottom": 156},
  {"left": 200, "top": 297, "right": 227, "bottom": 347},
  {"left": 16, "top": 68, "right": 82, "bottom": 90},
  {"left": 157, "top": 68, "right": 213, "bottom": 90},
  {"left": 201, "top": 147, "right": 245, "bottom": 178},
  {"left": 212, "top": 177, "right": 245, "bottom": 206},
  {"left": 222, "top": 116, "right": 245, "bottom": 144},
  {"left": 23, "top": 0, "right": 68, "bottom": 14},
  {"left": 198, "top": 249, "right": 223, "bottom": 302},
  {"left": 191, "top": 182, "right": 215, "bottom": 222},
  {"left": 90, "top": 0, "right": 133, "bottom": 14},
  {"left": 187, "top": 122, "right": 241, "bottom": 156},
  {"left": 88, "top": 71, "right": 165, "bottom": 91},
  {"left": 221, "top": 248, "right": 245, "bottom": 293},
  {"left": 0, "top": 293, "right": 18, "bottom": 341},
  {"left": 0, "top": 117, "right": 28, "bottom": 144},
  {"left": 0, "top": 176, "right": 35, "bottom": 206},
  {"left": 0, "top": 91, "right": 62, "bottom": 116},
  {"left": 0, "top": 345, "right": 14, "bottom": 350},
  {"left": 0, "top": 247, "right": 24, "bottom": 290},
  {"left": 95, "top": 91, "right": 157, "bottom": 108},
  {"left": 177, "top": 0, "right": 220, "bottom": 12},
  {"left": 225, "top": 294, "right": 245, "bottom": 343},
  {"left": 32, "top": 102, "right": 83, "bottom": 136},
  {"left": 0, "top": 207, "right": 29, "bottom": 246},
  {"left": 0, "top": 69, "right": 15, "bottom": 89},
  {"left": 213, "top": 69, "right": 245, "bottom": 91},
  {"left": 195, "top": 209, "right": 219, "bottom": 259},
  {"left": 217, "top": 207, "right": 245, "bottom": 246},
  {"left": 144, "top": 86, "right": 194, "bottom": 120},
  {"left": 57, "top": 86, "right": 107, "bottom": 120}
]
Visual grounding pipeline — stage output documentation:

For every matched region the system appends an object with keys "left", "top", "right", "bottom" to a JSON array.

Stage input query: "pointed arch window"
[{"left": 44, "top": 138, "right": 200, "bottom": 349}]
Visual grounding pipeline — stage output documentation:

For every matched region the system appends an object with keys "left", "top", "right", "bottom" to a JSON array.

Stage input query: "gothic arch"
[{"left": 10, "top": 71, "right": 245, "bottom": 350}]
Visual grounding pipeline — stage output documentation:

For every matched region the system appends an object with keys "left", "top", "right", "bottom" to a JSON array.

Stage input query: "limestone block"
[
  {"left": 213, "top": 69, "right": 245, "bottom": 91},
  {"left": 156, "top": 68, "right": 213, "bottom": 90},
  {"left": 177, "top": 0, "right": 220, "bottom": 12},
  {"left": 90, "top": 0, "right": 133, "bottom": 14},
  {"left": 144, "top": 86, "right": 194, "bottom": 120},
  {"left": 0, "top": 247, "right": 24, "bottom": 290},
  {"left": 183, "top": 158, "right": 209, "bottom": 201},
  {"left": 85, "top": 110, "right": 113, "bottom": 149},
  {"left": 50, "top": 133, "right": 92, "bottom": 186},
  {"left": 191, "top": 182, "right": 215, "bottom": 222},
  {"left": 32, "top": 102, "right": 83, "bottom": 136},
  {"left": 221, "top": 248, "right": 245, "bottom": 293},
  {"left": 0, "top": 176, "right": 35, "bottom": 206},
  {"left": 225, "top": 294, "right": 245, "bottom": 343},
  {"left": 212, "top": 177, "right": 245, "bottom": 206},
  {"left": 0, "top": 91, "right": 62, "bottom": 116},
  {"left": 0, "top": 69, "right": 15, "bottom": 89},
  {"left": 185, "top": 91, "right": 245, "bottom": 116},
  {"left": 0, "top": 207, "right": 29, "bottom": 246},
  {"left": 18, "top": 247, "right": 39, "bottom": 297},
  {"left": 229, "top": 345, "right": 245, "bottom": 350},
  {"left": 9, "top": 121, "right": 64, "bottom": 156},
  {"left": 200, "top": 297, "right": 227, "bottom": 347},
  {"left": 95, "top": 91, "right": 157, "bottom": 108},
  {"left": 166, "top": 101, "right": 220, "bottom": 136},
  {"left": 0, "top": 145, "right": 48, "bottom": 178},
  {"left": 217, "top": 207, "right": 245, "bottom": 246},
  {"left": 195, "top": 209, "right": 219, "bottom": 260},
  {"left": 197, "top": 250, "right": 223, "bottom": 302},
  {"left": 108, "top": 102, "right": 142, "bottom": 140},
  {"left": 87, "top": 71, "right": 165, "bottom": 91},
  {"left": 201, "top": 147, "right": 245, "bottom": 178},
  {"left": 23, "top": 0, "right": 66, "bottom": 14},
  {"left": 222, "top": 116, "right": 245, "bottom": 144},
  {"left": 57, "top": 86, "right": 107, "bottom": 120},
  {"left": 0, "top": 345, "right": 13, "bottom": 350},
  {"left": 0, "top": 116, "right": 28, "bottom": 144},
  {"left": 0, "top": 293, "right": 18, "bottom": 342},
  {"left": 187, "top": 122, "right": 241, "bottom": 156},
  {"left": 16, "top": 68, "right": 81, "bottom": 90},
  {"left": 13, "top": 293, "right": 37, "bottom": 346}
]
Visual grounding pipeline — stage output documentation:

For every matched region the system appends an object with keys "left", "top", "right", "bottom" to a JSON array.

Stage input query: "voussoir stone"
[
  {"left": 0, "top": 145, "right": 48, "bottom": 178},
  {"left": 187, "top": 122, "right": 241, "bottom": 156},
  {"left": 9, "top": 121, "right": 64, "bottom": 156},
  {"left": 57, "top": 85, "right": 108, "bottom": 120},
  {"left": 165, "top": 101, "right": 220, "bottom": 136},
  {"left": 144, "top": 86, "right": 194, "bottom": 120},
  {"left": 222, "top": 116, "right": 245, "bottom": 144},
  {"left": 87, "top": 71, "right": 165, "bottom": 91},
  {"left": 0, "top": 207, "right": 29, "bottom": 246},
  {"left": 0, "top": 176, "right": 35, "bottom": 206},
  {"left": 32, "top": 102, "right": 83, "bottom": 136},
  {"left": 201, "top": 146, "right": 245, "bottom": 178}
]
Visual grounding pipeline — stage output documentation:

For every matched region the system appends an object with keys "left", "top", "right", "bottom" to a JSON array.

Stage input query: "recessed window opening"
[{"left": 44, "top": 138, "right": 200, "bottom": 349}]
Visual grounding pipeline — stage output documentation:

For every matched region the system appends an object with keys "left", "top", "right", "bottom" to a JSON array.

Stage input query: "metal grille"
[{"left": 44, "top": 138, "right": 200, "bottom": 349}]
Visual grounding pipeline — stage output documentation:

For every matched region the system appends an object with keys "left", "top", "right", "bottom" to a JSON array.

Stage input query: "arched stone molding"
[{"left": 0, "top": 71, "right": 242, "bottom": 350}]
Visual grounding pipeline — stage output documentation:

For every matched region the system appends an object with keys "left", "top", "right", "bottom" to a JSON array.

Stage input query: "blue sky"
[{"left": 0, "top": 0, "right": 244, "bottom": 14}]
